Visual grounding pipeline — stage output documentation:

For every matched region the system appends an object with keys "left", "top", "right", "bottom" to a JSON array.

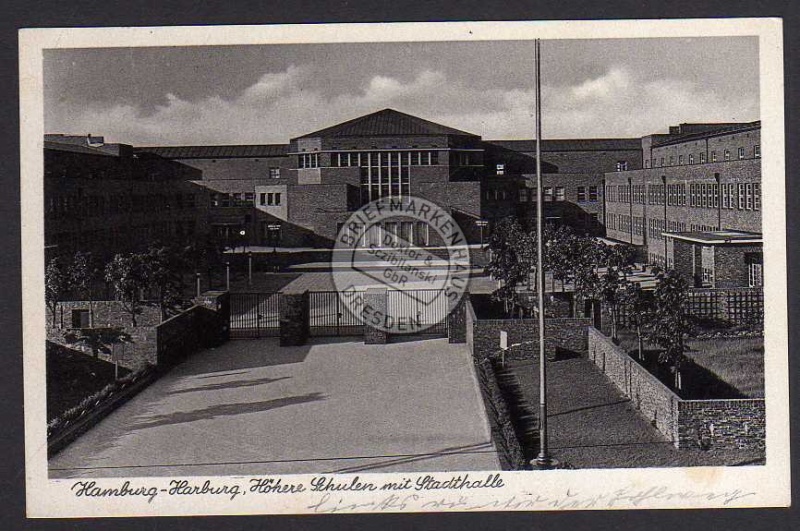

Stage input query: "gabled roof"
[
  {"left": 486, "top": 138, "right": 642, "bottom": 152},
  {"left": 135, "top": 144, "right": 289, "bottom": 159},
  {"left": 294, "top": 109, "right": 479, "bottom": 139}
]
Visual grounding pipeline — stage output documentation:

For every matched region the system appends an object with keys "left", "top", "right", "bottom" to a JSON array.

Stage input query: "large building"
[
  {"left": 604, "top": 121, "right": 762, "bottom": 287},
  {"left": 138, "top": 108, "right": 642, "bottom": 247},
  {"left": 44, "top": 135, "right": 211, "bottom": 261},
  {"left": 48, "top": 110, "right": 761, "bottom": 287}
]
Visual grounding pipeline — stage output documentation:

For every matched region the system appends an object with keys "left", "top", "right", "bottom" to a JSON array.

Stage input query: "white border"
[{"left": 21, "top": 19, "right": 789, "bottom": 517}]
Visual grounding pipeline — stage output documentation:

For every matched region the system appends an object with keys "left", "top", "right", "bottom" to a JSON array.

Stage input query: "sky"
[{"left": 43, "top": 37, "right": 760, "bottom": 146}]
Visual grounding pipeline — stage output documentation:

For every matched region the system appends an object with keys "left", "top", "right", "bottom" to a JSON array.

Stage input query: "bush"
[{"left": 47, "top": 364, "right": 155, "bottom": 439}]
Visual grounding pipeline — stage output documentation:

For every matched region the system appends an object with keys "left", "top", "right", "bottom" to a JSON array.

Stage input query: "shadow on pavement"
[
  {"left": 163, "top": 375, "right": 292, "bottom": 396},
  {"left": 128, "top": 392, "right": 327, "bottom": 431}
]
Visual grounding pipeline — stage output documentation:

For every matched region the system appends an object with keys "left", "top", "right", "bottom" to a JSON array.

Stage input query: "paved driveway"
[{"left": 50, "top": 338, "right": 499, "bottom": 477}]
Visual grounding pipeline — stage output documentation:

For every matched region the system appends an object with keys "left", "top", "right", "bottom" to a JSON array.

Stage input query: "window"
[
  {"left": 724, "top": 149, "right": 731, "bottom": 161},
  {"left": 700, "top": 152, "right": 706, "bottom": 164},
  {"left": 678, "top": 155, "right": 684, "bottom": 165},
  {"left": 590, "top": 213, "right": 599, "bottom": 224},
  {"left": 496, "top": 164, "right": 505, "bottom": 176},
  {"left": 747, "top": 254, "right": 763, "bottom": 287},
  {"left": 299, "top": 153, "right": 319, "bottom": 168},
  {"left": 711, "top": 151, "right": 717, "bottom": 162},
  {"left": 71, "top": 309, "right": 90, "bottom": 329},
  {"left": 577, "top": 186, "right": 586, "bottom": 202},
  {"left": 544, "top": 187, "right": 553, "bottom": 201},
  {"left": 245, "top": 192, "right": 254, "bottom": 203},
  {"left": 722, "top": 183, "right": 729, "bottom": 209},
  {"left": 589, "top": 186, "right": 598, "bottom": 202},
  {"left": 754, "top": 145, "right": 761, "bottom": 158},
  {"left": 555, "top": 187, "right": 565, "bottom": 201},
  {"left": 689, "top": 154, "right": 694, "bottom": 165},
  {"left": 269, "top": 168, "right": 281, "bottom": 178},
  {"left": 232, "top": 193, "right": 242, "bottom": 202},
  {"left": 754, "top": 183, "right": 761, "bottom": 210},
  {"left": 616, "top": 161, "right": 628, "bottom": 172},
  {"left": 259, "top": 193, "right": 266, "bottom": 206},
  {"left": 738, "top": 183, "right": 745, "bottom": 209},
  {"left": 738, "top": 147, "right": 745, "bottom": 160},
  {"left": 519, "top": 189, "right": 528, "bottom": 203},
  {"left": 669, "top": 156, "right": 675, "bottom": 166},
  {"left": 660, "top": 157, "right": 665, "bottom": 167},
  {"left": 746, "top": 183, "right": 753, "bottom": 210},
  {"left": 275, "top": 192, "right": 282, "bottom": 206}
]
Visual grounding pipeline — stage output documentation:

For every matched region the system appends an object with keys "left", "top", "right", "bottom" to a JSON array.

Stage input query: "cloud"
[{"left": 46, "top": 65, "right": 759, "bottom": 145}]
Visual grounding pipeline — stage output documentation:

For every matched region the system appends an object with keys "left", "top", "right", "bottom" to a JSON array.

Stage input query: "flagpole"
[{"left": 534, "top": 38, "right": 556, "bottom": 469}]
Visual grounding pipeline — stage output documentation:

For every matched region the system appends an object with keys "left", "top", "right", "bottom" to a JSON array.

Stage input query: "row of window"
[
  {"left": 48, "top": 220, "right": 197, "bottom": 250},
  {"left": 259, "top": 192, "right": 282, "bottom": 207},
  {"left": 210, "top": 192, "right": 255, "bottom": 208},
  {"left": 645, "top": 145, "right": 760, "bottom": 169},
  {"left": 48, "top": 192, "right": 198, "bottom": 218},
  {"left": 606, "top": 181, "right": 761, "bottom": 211},
  {"left": 328, "top": 151, "right": 442, "bottom": 168}
]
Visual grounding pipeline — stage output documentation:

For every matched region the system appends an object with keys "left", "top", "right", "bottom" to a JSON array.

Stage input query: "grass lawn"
[
  {"left": 685, "top": 338, "right": 764, "bottom": 398},
  {"left": 47, "top": 342, "right": 130, "bottom": 421}
]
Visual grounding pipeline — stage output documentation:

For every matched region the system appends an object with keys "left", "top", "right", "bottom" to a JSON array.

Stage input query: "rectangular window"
[
  {"left": 689, "top": 154, "right": 694, "bottom": 164},
  {"left": 738, "top": 147, "right": 745, "bottom": 159},
  {"left": 269, "top": 168, "right": 280, "bottom": 178},
  {"left": 724, "top": 149, "right": 731, "bottom": 161},
  {"left": 496, "top": 163, "right": 505, "bottom": 175},
  {"left": 589, "top": 185, "right": 598, "bottom": 202},
  {"left": 555, "top": 187, "right": 565, "bottom": 201},
  {"left": 259, "top": 193, "right": 266, "bottom": 206},
  {"left": 678, "top": 155, "right": 684, "bottom": 165},
  {"left": 71, "top": 309, "right": 90, "bottom": 329},
  {"left": 712, "top": 184, "right": 719, "bottom": 208},
  {"left": 669, "top": 156, "right": 675, "bottom": 166},
  {"left": 722, "top": 184, "right": 729, "bottom": 209},
  {"left": 747, "top": 254, "right": 763, "bottom": 287},
  {"left": 544, "top": 187, "right": 553, "bottom": 201},
  {"left": 266, "top": 193, "right": 274, "bottom": 206},
  {"left": 660, "top": 157, "right": 665, "bottom": 167},
  {"left": 746, "top": 183, "right": 753, "bottom": 210},
  {"left": 245, "top": 192, "right": 254, "bottom": 203},
  {"left": 738, "top": 183, "right": 745, "bottom": 209},
  {"left": 700, "top": 152, "right": 706, "bottom": 164},
  {"left": 711, "top": 151, "right": 717, "bottom": 162},
  {"left": 754, "top": 145, "right": 761, "bottom": 158},
  {"left": 754, "top": 183, "right": 761, "bottom": 210},
  {"left": 577, "top": 186, "right": 586, "bottom": 202},
  {"left": 519, "top": 189, "right": 528, "bottom": 203},
  {"left": 616, "top": 161, "right": 628, "bottom": 172},
  {"left": 275, "top": 192, "right": 282, "bottom": 206}
]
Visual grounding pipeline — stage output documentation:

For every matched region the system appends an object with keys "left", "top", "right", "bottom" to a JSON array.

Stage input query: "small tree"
[
  {"left": 104, "top": 253, "right": 148, "bottom": 327},
  {"left": 598, "top": 265, "right": 627, "bottom": 341},
  {"left": 69, "top": 251, "right": 97, "bottom": 326},
  {"left": 142, "top": 246, "right": 185, "bottom": 321},
  {"left": 648, "top": 269, "right": 691, "bottom": 390},
  {"left": 621, "top": 282, "right": 652, "bottom": 360},
  {"left": 485, "top": 217, "right": 529, "bottom": 316},
  {"left": 46, "top": 257, "right": 71, "bottom": 327}
]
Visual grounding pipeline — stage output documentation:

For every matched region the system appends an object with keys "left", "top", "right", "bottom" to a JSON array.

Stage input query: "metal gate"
[
  {"left": 230, "top": 292, "right": 281, "bottom": 338},
  {"left": 309, "top": 291, "right": 364, "bottom": 336},
  {"left": 387, "top": 289, "right": 449, "bottom": 337}
]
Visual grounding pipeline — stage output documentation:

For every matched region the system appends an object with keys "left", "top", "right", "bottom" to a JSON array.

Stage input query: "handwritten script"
[{"left": 68, "top": 473, "right": 756, "bottom": 511}]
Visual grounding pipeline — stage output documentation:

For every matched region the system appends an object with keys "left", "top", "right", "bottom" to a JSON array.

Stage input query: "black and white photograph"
[{"left": 20, "top": 19, "right": 789, "bottom": 516}]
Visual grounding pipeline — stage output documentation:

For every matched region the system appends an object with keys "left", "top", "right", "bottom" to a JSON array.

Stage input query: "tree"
[
  {"left": 544, "top": 225, "right": 574, "bottom": 292},
  {"left": 104, "top": 253, "right": 149, "bottom": 327},
  {"left": 63, "top": 326, "right": 132, "bottom": 359},
  {"left": 485, "top": 217, "right": 529, "bottom": 317},
  {"left": 45, "top": 257, "right": 70, "bottom": 327},
  {"left": 69, "top": 251, "right": 98, "bottom": 326},
  {"left": 648, "top": 269, "right": 691, "bottom": 390},
  {"left": 598, "top": 265, "right": 627, "bottom": 341},
  {"left": 621, "top": 282, "right": 652, "bottom": 360},
  {"left": 142, "top": 246, "right": 186, "bottom": 321}
]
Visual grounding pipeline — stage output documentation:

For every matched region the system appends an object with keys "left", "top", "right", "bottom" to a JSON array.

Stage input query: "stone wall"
[
  {"left": 363, "top": 288, "right": 389, "bottom": 344},
  {"left": 587, "top": 327, "right": 680, "bottom": 443},
  {"left": 587, "top": 327, "right": 765, "bottom": 450},
  {"left": 467, "top": 300, "right": 591, "bottom": 362},
  {"left": 279, "top": 290, "right": 309, "bottom": 346},
  {"left": 677, "top": 399, "right": 765, "bottom": 450}
]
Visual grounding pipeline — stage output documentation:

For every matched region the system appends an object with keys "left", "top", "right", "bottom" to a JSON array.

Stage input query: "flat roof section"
[{"left": 663, "top": 230, "right": 762, "bottom": 245}]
